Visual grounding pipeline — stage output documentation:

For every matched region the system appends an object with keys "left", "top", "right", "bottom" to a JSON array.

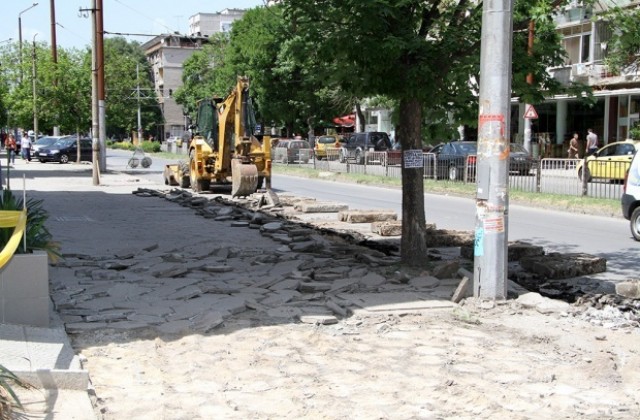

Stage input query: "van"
[
  {"left": 338, "top": 132, "right": 391, "bottom": 164},
  {"left": 621, "top": 150, "right": 640, "bottom": 240}
]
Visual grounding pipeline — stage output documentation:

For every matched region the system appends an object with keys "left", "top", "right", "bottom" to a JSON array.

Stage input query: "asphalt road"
[{"left": 114, "top": 149, "right": 638, "bottom": 284}]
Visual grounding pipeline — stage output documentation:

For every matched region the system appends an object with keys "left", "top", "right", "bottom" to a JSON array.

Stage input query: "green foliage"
[
  {"left": 0, "top": 363, "right": 32, "bottom": 419},
  {"left": 0, "top": 189, "right": 60, "bottom": 261},
  {"left": 630, "top": 121, "right": 640, "bottom": 140},
  {"left": 108, "top": 140, "right": 160, "bottom": 153},
  {"left": 601, "top": 7, "right": 640, "bottom": 74}
]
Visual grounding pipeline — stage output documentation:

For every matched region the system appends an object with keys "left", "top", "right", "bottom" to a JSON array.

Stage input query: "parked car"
[
  {"left": 431, "top": 141, "right": 477, "bottom": 180},
  {"left": 314, "top": 135, "right": 344, "bottom": 160},
  {"left": 31, "top": 135, "right": 68, "bottom": 155},
  {"left": 35, "top": 137, "right": 93, "bottom": 163},
  {"left": 509, "top": 143, "right": 535, "bottom": 175},
  {"left": 273, "top": 139, "right": 312, "bottom": 164},
  {"left": 577, "top": 140, "right": 640, "bottom": 182},
  {"left": 622, "top": 147, "right": 640, "bottom": 241},
  {"left": 339, "top": 132, "right": 392, "bottom": 164}
]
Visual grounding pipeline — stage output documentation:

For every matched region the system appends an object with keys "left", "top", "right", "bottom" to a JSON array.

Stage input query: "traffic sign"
[{"left": 523, "top": 105, "right": 538, "bottom": 120}]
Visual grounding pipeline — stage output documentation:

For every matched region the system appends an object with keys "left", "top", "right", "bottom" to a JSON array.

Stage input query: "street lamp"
[
  {"left": 32, "top": 33, "right": 38, "bottom": 143},
  {"left": 19, "top": 2, "right": 39, "bottom": 81}
]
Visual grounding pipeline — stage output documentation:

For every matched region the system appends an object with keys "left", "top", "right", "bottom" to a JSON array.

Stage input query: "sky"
[{"left": 2, "top": 0, "right": 265, "bottom": 50}]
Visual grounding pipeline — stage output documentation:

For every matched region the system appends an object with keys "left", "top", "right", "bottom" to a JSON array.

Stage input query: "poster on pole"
[{"left": 403, "top": 149, "right": 424, "bottom": 168}]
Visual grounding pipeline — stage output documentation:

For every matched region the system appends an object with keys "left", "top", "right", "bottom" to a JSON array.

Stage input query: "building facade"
[
  {"left": 142, "top": 9, "right": 248, "bottom": 141},
  {"left": 514, "top": 1, "right": 640, "bottom": 156}
]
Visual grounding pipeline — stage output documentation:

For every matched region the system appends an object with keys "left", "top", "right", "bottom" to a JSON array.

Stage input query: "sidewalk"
[
  {"left": 1, "top": 162, "right": 162, "bottom": 419},
  {"left": 1, "top": 160, "right": 638, "bottom": 419}
]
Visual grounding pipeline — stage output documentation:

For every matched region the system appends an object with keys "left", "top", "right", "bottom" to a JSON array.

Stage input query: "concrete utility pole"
[
  {"left": 523, "top": 20, "right": 535, "bottom": 154},
  {"left": 18, "top": 2, "right": 39, "bottom": 82},
  {"left": 97, "top": 0, "right": 106, "bottom": 171},
  {"left": 50, "top": 0, "right": 60, "bottom": 136},
  {"left": 91, "top": 0, "right": 100, "bottom": 185},
  {"left": 473, "top": 0, "right": 514, "bottom": 300},
  {"left": 32, "top": 34, "right": 38, "bottom": 141}
]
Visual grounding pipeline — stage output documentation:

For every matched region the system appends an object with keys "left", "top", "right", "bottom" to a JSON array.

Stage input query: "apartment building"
[
  {"left": 514, "top": 1, "right": 640, "bottom": 152},
  {"left": 142, "top": 9, "right": 248, "bottom": 141}
]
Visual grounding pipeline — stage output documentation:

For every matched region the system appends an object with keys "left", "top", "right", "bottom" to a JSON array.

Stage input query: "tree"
[
  {"left": 103, "top": 37, "right": 162, "bottom": 139},
  {"left": 601, "top": 6, "right": 640, "bottom": 74},
  {"left": 282, "top": 0, "right": 580, "bottom": 267}
]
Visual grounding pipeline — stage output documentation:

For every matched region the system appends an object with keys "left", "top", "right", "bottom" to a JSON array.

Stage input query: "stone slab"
[{"left": 337, "top": 292, "right": 456, "bottom": 313}]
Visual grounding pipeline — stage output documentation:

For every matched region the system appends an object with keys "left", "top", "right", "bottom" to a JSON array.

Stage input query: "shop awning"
[{"left": 333, "top": 114, "right": 356, "bottom": 128}]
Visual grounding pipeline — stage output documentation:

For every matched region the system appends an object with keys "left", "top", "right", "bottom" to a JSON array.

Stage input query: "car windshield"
[
  {"left": 510, "top": 144, "right": 528, "bottom": 153},
  {"left": 317, "top": 136, "right": 337, "bottom": 144},
  {"left": 35, "top": 137, "right": 60, "bottom": 145},
  {"left": 54, "top": 139, "right": 76, "bottom": 147},
  {"left": 453, "top": 143, "right": 477, "bottom": 154}
]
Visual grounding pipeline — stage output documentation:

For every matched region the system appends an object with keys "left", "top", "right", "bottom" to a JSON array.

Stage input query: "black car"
[
  {"left": 339, "top": 132, "right": 391, "bottom": 164},
  {"left": 509, "top": 143, "right": 535, "bottom": 175},
  {"left": 35, "top": 137, "right": 93, "bottom": 163},
  {"left": 431, "top": 141, "right": 478, "bottom": 180}
]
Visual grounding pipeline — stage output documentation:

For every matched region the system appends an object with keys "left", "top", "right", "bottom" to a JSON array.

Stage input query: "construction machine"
[{"left": 165, "top": 76, "right": 277, "bottom": 202}]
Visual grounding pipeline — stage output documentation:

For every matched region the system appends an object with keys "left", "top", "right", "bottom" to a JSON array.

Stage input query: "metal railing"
[{"left": 274, "top": 150, "right": 627, "bottom": 201}]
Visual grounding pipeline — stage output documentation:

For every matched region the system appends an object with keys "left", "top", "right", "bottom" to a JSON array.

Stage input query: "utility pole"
[
  {"left": 137, "top": 63, "right": 143, "bottom": 144},
  {"left": 523, "top": 20, "right": 535, "bottom": 154},
  {"left": 473, "top": 0, "right": 514, "bottom": 300},
  {"left": 18, "top": 2, "right": 39, "bottom": 83},
  {"left": 97, "top": 0, "right": 106, "bottom": 171},
  {"left": 90, "top": 0, "right": 100, "bottom": 185},
  {"left": 32, "top": 34, "right": 39, "bottom": 141},
  {"left": 50, "top": 0, "right": 60, "bottom": 136}
]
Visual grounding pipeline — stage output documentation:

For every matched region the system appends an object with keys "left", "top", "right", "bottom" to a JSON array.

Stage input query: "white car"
[{"left": 622, "top": 148, "right": 640, "bottom": 240}]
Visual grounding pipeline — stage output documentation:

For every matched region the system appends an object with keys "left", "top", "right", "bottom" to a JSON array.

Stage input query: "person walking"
[
  {"left": 21, "top": 133, "right": 32, "bottom": 162},
  {"left": 568, "top": 132, "right": 580, "bottom": 159},
  {"left": 5, "top": 133, "right": 17, "bottom": 166},
  {"left": 586, "top": 128, "right": 598, "bottom": 156}
]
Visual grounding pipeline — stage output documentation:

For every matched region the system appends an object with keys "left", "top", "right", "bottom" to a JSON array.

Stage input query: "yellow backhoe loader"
[{"left": 164, "top": 76, "right": 277, "bottom": 203}]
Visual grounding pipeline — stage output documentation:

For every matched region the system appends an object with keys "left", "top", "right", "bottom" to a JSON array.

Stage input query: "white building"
[{"left": 188, "top": 9, "right": 246, "bottom": 37}]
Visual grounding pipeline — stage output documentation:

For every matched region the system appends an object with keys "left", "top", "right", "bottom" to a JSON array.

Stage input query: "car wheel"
[
  {"left": 39, "top": 159, "right": 45, "bottom": 163},
  {"left": 59, "top": 154, "right": 69, "bottom": 164},
  {"left": 578, "top": 167, "right": 592, "bottom": 182},
  {"left": 355, "top": 150, "right": 364, "bottom": 165},
  {"left": 631, "top": 207, "right": 640, "bottom": 241},
  {"left": 448, "top": 165, "right": 458, "bottom": 181}
]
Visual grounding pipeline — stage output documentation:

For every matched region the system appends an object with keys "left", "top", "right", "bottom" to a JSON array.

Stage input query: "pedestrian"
[
  {"left": 568, "top": 133, "right": 580, "bottom": 159},
  {"left": 586, "top": 128, "right": 598, "bottom": 156},
  {"left": 6, "top": 133, "right": 17, "bottom": 165},
  {"left": 21, "top": 133, "right": 32, "bottom": 162}
]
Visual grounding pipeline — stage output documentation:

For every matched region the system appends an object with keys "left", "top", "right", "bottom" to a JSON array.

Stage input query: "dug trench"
[{"left": 131, "top": 187, "right": 639, "bottom": 328}]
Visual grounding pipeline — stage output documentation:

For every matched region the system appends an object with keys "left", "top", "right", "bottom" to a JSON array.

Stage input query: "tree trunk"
[
  {"left": 355, "top": 102, "right": 365, "bottom": 132},
  {"left": 398, "top": 97, "right": 428, "bottom": 267}
]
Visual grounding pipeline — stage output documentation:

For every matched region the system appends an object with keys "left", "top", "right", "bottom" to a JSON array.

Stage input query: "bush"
[{"left": 0, "top": 189, "right": 60, "bottom": 261}]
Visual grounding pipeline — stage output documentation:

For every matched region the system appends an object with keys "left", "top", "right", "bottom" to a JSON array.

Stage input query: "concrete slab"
[{"left": 337, "top": 292, "right": 456, "bottom": 314}]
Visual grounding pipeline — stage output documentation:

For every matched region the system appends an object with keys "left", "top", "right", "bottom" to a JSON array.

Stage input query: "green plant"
[
  {"left": 0, "top": 189, "right": 60, "bottom": 261},
  {"left": 0, "top": 363, "right": 32, "bottom": 419},
  {"left": 629, "top": 122, "right": 640, "bottom": 140}
]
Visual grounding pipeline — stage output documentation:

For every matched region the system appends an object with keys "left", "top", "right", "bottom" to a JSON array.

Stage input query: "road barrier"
[{"left": 276, "top": 151, "right": 626, "bottom": 201}]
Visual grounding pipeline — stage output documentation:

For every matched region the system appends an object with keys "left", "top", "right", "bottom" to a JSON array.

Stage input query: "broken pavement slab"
[
  {"left": 519, "top": 252, "right": 607, "bottom": 280},
  {"left": 338, "top": 209, "right": 397, "bottom": 223},
  {"left": 338, "top": 292, "right": 456, "bottom": 314}
]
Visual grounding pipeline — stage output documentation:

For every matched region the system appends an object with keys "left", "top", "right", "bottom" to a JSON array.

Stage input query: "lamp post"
[
  {"left": 32, "top": 33, "right": 38, "bottom": 143},
  {"left": 19, "top": 2, "right": 39, "bottom": 82}
]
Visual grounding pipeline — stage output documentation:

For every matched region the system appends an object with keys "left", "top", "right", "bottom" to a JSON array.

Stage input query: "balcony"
[{"left": 549, "top": 62, "right": 640, "bottom": 87}]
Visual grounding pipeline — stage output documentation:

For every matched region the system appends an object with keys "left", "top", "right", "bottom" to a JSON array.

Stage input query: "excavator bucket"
[{"left": 231, "top": 159, "right": 258, "bottom": 197}]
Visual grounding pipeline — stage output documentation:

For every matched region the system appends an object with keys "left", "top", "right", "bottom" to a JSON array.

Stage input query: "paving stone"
[
  {"left": 261, "top": 222, "right": 283, "bottom": 232},
  {"left": 359, "top": 272, "right": 387, "bottom": 288},
  {"left": 519, "top": 253, "right": 607, "bottom": 280},
  {"left": 339, "top": 209, "right": 397, "bottom": 223},
  {"left": 298, "top": 282, "right": 332, "bottom": 293},
  {"left": 295, "top": 201, "right": 349, "bottom": 213},
  {"left": 167, "top": 285, "right": 203, "bottom": 300},
  {"left": 107, "top": 283, "right": 149, "bottom": 299},
  {"left": 299, "top": 314, "right": 339, "bottom": 325},
  {"left": 91, "top": 270, "right": 125, "bottom": 281},
  {"left": 615, "top": 280, "right": 640, "bottom": 299},
  {"left": 371, "top": 221, "right": 402, "bottom": 236},
  {"left": 260, "top": 290, "right": 300, "bottom": 306},
  {"left": 409, "top": 276, "right": 441, "bottom": 289},
  {"left": 269, "top": 279, "right": 301, "bottom": 291},
  {"left": 65, "top": 322, "right": 109, "bottom": 333},
  {"left": 432, "top": 261, "right": 460, "bottom": 279},
  {"left": 154, "top": 320, "right": 192, "bottom": 335},
  {"left": 127, "top": 313, "right": 165, "bottom": 324},
  {"left": 190, "top": 311, "right": 225, "bottom": 333},
  {"left": 266, "top": 307, "right": 303, "bottom": 319}
]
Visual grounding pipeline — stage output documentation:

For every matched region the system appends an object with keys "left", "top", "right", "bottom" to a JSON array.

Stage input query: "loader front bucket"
[{"left": 231, "top": 159, "right": 259, "bottom": 197}]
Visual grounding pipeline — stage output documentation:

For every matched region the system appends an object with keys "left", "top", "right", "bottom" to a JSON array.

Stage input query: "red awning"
[{"left": 333, "top": 114, "right": 356, "bottom": 128}]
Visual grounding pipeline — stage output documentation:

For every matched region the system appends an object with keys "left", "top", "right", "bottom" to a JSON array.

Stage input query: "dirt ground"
[
  {"left": 27, "top": 168, "right": 640, "bottom": 420},
  {"left": 70, "top": 300, "right": 640, "bottom": 420}
]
